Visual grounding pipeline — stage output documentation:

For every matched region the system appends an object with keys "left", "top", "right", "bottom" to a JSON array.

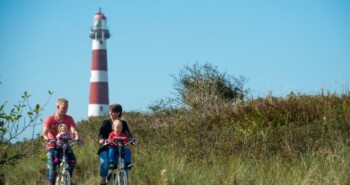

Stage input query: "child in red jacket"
[{"left": 108, "top": 119, "right": 132, "bottom": 169}]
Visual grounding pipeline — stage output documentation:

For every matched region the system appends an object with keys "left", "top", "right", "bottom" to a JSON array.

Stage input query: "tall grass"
[
  {"left": 2, "top": 91, "right": 350, "bottom": 184},
  {"left": 4, "top": 143, "right": 350, "bottom": 184}
]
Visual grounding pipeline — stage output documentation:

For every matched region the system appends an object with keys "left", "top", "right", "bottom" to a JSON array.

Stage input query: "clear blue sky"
[{"left": 1, "top": 1, "right": 349, "bottom": 139}]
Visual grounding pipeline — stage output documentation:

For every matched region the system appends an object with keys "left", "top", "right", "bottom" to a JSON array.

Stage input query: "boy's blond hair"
[
  {"left": 58, "top": 123, "right": 68, "bottom": 132},
  {"left": 112, "top": 119, "right": 123, "bottom": 130}
]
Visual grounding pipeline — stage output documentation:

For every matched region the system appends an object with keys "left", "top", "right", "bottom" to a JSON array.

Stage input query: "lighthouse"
[{"left": 88, "top": 9, "right": 110, "bottom": 117}]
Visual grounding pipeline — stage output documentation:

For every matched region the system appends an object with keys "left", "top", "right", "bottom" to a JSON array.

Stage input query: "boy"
[{"left": 108, "top": 119, "right": 132, "bottom": 169}]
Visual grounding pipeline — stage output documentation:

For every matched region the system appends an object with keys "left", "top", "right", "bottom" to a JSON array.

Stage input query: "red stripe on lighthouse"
[
  {"left": 89, "top": 82, "right": 109, "bottom": 104},
  {"left": 91, "top": 50, "right": 108, "bottom": 70}
]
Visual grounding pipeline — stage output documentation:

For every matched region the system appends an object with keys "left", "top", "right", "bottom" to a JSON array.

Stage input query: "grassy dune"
[{"left": 2, "top": 91, "right": 350, "bottom": 184}]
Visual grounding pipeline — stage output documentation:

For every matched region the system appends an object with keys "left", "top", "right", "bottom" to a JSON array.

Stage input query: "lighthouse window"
[
  {"left": 94, "top": 20, "right": 102, "bottom": 28},
  {"left": 100, "top": 106, "right": 103, "bottom": 111}
]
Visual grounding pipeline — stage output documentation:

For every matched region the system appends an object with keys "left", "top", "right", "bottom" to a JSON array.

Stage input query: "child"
[
  {"left": 108, "top": 119, "right": 132, "bottom": 169},
  {"left": 54, "top": 123, "right": 76, "bottom": 165}
]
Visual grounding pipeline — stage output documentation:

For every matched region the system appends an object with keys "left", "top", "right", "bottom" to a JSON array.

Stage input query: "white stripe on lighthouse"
[
  {"left": 92, "top": 40, "right": 107, "bottom": 50},
  {"left": 88, "top": 104, "right": 109, "bottom": 117},
  {"left": 90, "top": 70, "right": 108, "bottom": 82}
]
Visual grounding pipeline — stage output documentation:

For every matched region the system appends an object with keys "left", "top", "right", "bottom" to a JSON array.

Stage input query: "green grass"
[
  {"left": 3, "top": 140, "right": 350, "bottom": 184},
  {"left": 2, "top": 91, "right": 350, "bottom": 184}
]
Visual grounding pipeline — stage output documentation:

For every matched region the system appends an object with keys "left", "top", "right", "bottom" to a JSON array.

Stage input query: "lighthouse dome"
[{"left": 94, "top": 11, "right": 106, "bottom": 20}]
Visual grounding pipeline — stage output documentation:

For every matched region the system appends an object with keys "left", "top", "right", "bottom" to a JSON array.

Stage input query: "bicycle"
[
  {"left": 47, "top": 138, "right": 78, "bottom": 185},
  {"left": 101, "top": 137, "right": 134, "bottom": 185}
]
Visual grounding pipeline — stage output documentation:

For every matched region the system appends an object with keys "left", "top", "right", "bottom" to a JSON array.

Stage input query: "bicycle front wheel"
[
  {"left": 63, "top": 172, "right": 71, "bottom": 185},
  {"left": 55, "top": 171, "right": 71, "bottom": 185},
  {"left": 117, "top": 170, "right": 128, "bottom": 185},
  {"left": 107, "top": 170, "right": 116, "bottom": 185}
]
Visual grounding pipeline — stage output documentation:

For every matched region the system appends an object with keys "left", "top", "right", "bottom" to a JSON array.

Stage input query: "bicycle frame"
[
  {"left": 55, "top": 144, "right": 71, "bottom": 185},
  {"left": 106, "top": 138, "right": 131, "bottom": 185},
  {"left": 47, "top": 139, "right": 76, "bottom": 185}
]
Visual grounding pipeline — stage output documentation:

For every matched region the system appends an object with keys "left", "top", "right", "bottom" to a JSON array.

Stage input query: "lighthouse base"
[{"left": 88, "top": 104, "right": 109, "bottom": 117}]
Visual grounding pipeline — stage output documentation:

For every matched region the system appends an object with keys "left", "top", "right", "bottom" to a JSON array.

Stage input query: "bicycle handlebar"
[
  {"left": 99, "top": 137, "right": 137, "bottom": 149},
  {"left": 45, "top": 138, "right": 81, "bottom": 147}
]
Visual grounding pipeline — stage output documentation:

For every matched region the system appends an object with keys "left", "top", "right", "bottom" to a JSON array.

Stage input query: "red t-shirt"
[
  {"left": 108, "top": 132, "right": 128, "bottom": 147},
  {"left": 44, "top": 114, "right": 75, "bottom": 150}
]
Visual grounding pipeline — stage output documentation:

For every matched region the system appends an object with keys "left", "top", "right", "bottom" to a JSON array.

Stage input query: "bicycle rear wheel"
[{"left": 117, "top": 170, "right": 128, "bottom": 185}]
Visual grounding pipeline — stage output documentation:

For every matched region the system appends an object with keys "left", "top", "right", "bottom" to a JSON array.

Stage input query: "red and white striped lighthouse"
[{"left": 88, "top": 9, "right": 110, "bottom": 117}]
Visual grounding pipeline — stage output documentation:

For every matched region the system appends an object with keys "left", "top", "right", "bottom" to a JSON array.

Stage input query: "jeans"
[
  {"left": 54, "top": 146, "right": 77, "bottom": 164},
  {"left": 99, "top": 150, "right": 109, "bottom": 178},
  {"left": 99, "top": 148, "right": 131, "bottom": 178},
  {"left": 108, "top": 147, "right": 131, "bottom": 164},
  {"left": 46, "top": 148, "right": 76, "bottom": 184}
]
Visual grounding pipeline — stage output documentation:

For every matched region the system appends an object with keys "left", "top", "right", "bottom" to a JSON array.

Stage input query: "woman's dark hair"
[{"left": 109, "top": 104, "right": 123, "bottom": 116}]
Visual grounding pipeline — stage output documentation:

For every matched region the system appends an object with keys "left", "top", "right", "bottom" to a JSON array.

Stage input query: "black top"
[{"left": 97, "top": 119, "right": 134, "bottom": 154}]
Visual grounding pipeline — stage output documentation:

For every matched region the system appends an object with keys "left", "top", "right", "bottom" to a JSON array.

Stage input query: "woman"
[{"left": 97, "top": 104, "right": 136, "bottom": 185}]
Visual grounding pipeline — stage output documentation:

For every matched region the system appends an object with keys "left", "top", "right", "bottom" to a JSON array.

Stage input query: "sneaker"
[
  {"left": 54, "top": 158, "right": 60, "bottom": 164},
  {"left": 125, "top": 162, "right": 133, "bottom": 169},
  {"left": 109, "top": 164, "right": 115, "bottom": 169}
]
